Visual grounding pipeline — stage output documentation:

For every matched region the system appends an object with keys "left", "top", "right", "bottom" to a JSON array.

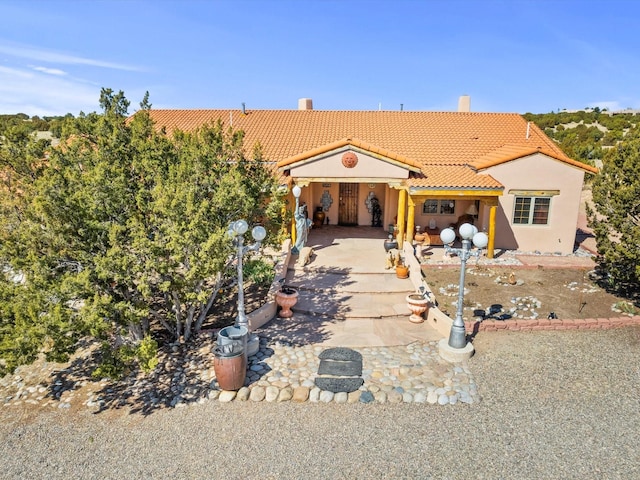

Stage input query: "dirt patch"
[
  {"left": 201, "top": 281, "right": 271, "bottom": 330},
  {"left": 423, "top": 265, "right": 635, "bottom": 321}
]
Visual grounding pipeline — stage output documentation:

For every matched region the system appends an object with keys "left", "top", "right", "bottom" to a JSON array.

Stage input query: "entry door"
[{"left": 338, "top": 183, "right": 359, "bottom": 226}]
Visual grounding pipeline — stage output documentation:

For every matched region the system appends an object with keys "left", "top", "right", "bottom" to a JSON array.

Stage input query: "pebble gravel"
[{"left": 1, "top": 327, "right": 639, "bottom": 479}]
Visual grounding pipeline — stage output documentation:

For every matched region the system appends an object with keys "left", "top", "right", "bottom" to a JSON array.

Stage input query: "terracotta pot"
[
  {"left": 414, "top": 233, "right": 426, "bottom": 243},
  {"left": 406, "top": 293, "right": 429, "bottom": 323},
  {"left": 396, "top": 264, "right": 409, "bottom": 279},
  {"left": 275, "top": 286, "right": 299, "bottom": 318},
  {"left": 313, "top": 209, "right": 325, "bottom": 228},
  {"left": 213, "top": 347, "right": 247, "bottom": 391}
]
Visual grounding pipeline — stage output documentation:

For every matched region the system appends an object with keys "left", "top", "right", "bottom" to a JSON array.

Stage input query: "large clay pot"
[
  {"left": 275, "top": 286, "right": 299, "bottom": 318},
  {"left": 313, "top": 208, "right": 325, "bottom": 229},
  {"left": 213, "top": 346, "right": 247, "bottom": 391},
  {"left": 406, "top": 293, "right": 429, "bottom": 323}
]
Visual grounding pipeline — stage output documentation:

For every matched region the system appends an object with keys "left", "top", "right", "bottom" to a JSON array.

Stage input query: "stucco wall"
[
  {"left": 484, "top": 154, "right": 585, "bottom": 254},
  {"left": 290, "top": 151, "right": 409, "bottom": 179}
]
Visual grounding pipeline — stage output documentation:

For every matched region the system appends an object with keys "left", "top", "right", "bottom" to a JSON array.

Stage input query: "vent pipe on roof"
[
  {"left": 458, "top": 95, "right": 471, "bottom": 112},
  {"left": 526, "top": 121, "right": 531, "bottom": 139},
  {"left": 241, "top": 102, "right": 246, "bottom": 114},
  {"left": 400, "top": 103, "right": 404, "bottom": 111},
  {"left": 298, "top": 98, "right": 313, "bottom": 110}
]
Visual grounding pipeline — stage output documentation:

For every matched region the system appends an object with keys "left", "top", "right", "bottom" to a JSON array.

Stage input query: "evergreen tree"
[
  {"left": 0, "top": 89, "right": 286, "bottom": 375},
  {"left": 588, "top": 132, "right": 640, "bottom": 297}
]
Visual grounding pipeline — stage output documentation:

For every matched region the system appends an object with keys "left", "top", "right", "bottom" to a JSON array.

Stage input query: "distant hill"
[{"left": 524, "top": 109, "right": 638, "bottom": 167}]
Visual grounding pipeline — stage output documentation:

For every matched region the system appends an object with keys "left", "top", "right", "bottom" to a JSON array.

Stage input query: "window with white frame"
[
  {"left": 512, "top": 196, "right": 551, "bottom": 225},
  {"left": 423, "top": 199, "right": 456, "bottom": 215}
]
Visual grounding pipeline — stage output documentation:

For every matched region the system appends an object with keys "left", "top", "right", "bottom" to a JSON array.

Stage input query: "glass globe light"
[
  {"left": 252, "top": 225, "right": 267, "bottom": 241},
  {"left": 292, "top": 185, "right": 302, "bottom": 198},
  {"left": 471, "top": 225, "right": 479, "bottom": 236},
  {"left": 459, "top": 223, "right": 475, "bottom": 240},
  {"left": 440, "top": 227, "right": 456, "bottom": 245},
  {"left": 473, "top": 232, "right": 489, "bottom": 248},
  {"left": 233, "top": 219, "right": 249, "bottom": 235}
]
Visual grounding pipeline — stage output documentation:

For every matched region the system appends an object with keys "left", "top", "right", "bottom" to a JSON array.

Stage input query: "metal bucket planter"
[
  {"left": 213, "top": 344, "right": 247, "bottom": 391},
  {"left": 217, "top": 325, "right": 248, "bottom": 355}
]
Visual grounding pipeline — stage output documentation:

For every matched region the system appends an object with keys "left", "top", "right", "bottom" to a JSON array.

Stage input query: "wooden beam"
[{"left": 409, "top": 189, "right": 504, "bottom": 198}]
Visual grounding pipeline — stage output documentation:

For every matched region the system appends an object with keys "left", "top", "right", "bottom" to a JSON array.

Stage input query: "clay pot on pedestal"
[
  {"left": 275, "top": 286, "right": 299, "bottom": 318},
  {"left": 406, "top": 293, "right": 430, "bottom": 323}
]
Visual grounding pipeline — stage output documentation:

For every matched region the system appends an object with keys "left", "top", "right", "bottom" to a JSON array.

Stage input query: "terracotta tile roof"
[
  {"left": 408, "top": 166, "right": 503, "bottom": 190},
  {"left": 147, "top": 109, "right": 593, "bottom": 188},
  {"left": 469, "top": 143, "right": 599, "bottom": 173}
]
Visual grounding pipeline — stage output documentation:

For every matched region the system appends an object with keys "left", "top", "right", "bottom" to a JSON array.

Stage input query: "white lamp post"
[
  {"left": 228, "top": 219, "right": 267, "bottom": 357},
  {"left": 439, "top": 223, "right": 488, "bottom": 359}
]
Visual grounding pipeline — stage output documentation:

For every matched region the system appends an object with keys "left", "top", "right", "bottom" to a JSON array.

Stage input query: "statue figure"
[
  {"left": 370, "top": 196, "right": 382, "bottom": 227},
  {"left": 293, "top": 204, "right": 311, "bottom": 254}
]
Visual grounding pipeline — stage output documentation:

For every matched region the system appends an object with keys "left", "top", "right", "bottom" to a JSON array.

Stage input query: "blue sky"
[{"left": 0, "top": 0, "right": 638, "bottom": 117}]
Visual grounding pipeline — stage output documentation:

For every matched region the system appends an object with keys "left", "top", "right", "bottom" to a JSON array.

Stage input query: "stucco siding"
[
  {"left": 290, "top": 151, "right": 409, "bottom": 179},
  {"left": 484, "top": 153, "right": 585, "bottom": 254}
]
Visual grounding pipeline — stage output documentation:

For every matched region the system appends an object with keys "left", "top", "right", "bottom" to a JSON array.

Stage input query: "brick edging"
[{"left": 466, "top": 315, "right": 640, "bottom": 332}]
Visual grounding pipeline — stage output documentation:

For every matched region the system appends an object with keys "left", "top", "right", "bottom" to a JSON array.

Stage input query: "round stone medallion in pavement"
[{"left": 315, "top": 347, "right": 364, "bottom": 393}]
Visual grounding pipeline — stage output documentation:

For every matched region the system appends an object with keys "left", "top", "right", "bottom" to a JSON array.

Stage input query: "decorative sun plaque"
[{"left": 341, "top": 152, "right": 358, "bottom": 168}]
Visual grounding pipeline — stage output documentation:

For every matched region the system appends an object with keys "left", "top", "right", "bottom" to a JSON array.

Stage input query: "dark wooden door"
[{"left": 338, "top": 183, "right": 359, "bottom": 225}]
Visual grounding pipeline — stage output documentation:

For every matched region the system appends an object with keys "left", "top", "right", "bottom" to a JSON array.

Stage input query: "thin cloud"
[
  {"left": 0, "top": 65, "right": 32, "bottom": 78},
  {"left": 0, "top": 65, "right": 100, "bottom": 116},
  {"left": 31, "top": 66, "right": 67, "bottom": 76},
  {"left": 0, "top": 43, "right": 144, "bottom": 72}
]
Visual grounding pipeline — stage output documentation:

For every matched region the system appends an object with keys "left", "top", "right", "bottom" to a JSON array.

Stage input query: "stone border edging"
[
  {"left": 466, "top": 315, "right": 640, "bottom": 332},
  {"left": 247, "top": 239, "right": 292, "bottom": 332}
]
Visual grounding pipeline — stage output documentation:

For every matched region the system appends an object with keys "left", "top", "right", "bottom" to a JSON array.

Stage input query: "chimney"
[
  {"left": 298, "top": 98, "right": 313, "bottom": 110},
  {"left": 458, "top": 95, "right": 471, "bottom": 112}
]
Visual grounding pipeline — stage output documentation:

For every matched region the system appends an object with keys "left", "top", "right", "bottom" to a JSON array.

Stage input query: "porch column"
[
  {"left": 487, "top": 205, "right": 497, "bottom": 259},
  {"left": 291, "top": 216, "right": 297, "bottom": 245},
  {"left": 396, "top": 189, "right": 407, "bottom": 247},
  {"left": 406, "top": 196, "right": 415, "bottom": 244}
]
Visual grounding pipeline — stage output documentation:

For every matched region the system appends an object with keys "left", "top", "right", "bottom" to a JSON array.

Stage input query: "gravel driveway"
[{"left": 1, "top": 327, "right": 639, "bottom": 479}]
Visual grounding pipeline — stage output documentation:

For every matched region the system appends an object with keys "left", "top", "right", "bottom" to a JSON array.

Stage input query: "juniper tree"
[
  {"left": 0, "top": 89, "right": 285, "bottom": 375},
  {"left": 588, "top": 131, "right": 640, "bottom": 298}
]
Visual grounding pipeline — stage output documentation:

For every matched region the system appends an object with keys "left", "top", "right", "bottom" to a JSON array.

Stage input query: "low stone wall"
[
  {"left": 248, "top": 239, "right": 291, "bottom": 331},
  {"left": 403, "top": 242, "right": 640, "bottom": 338},
  {"left": 466, "top": 315, "right": 640, "bottom": 333},
  {"left": 403, "top": 242, "right": 450, "bottom": 338}
]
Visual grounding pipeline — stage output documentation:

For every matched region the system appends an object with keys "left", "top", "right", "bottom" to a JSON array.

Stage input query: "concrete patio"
[{"left": 256, "top": 225, "right": 444, "bottom": 347}]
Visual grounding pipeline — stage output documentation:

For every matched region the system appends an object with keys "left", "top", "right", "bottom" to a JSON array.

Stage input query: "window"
[
  {"left": 513, "top": 197, "right": 550, "bottom": 225},
  {"left": 422, "top": 199, "right": 456, "bottom": 215},
  {"left": 423, "top": 200, "right": 438, "bottom": 214}
]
